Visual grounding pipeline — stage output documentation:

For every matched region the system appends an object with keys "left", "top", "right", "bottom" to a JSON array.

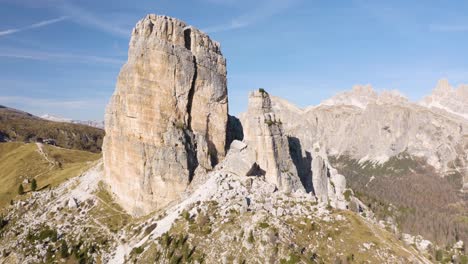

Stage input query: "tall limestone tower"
[{"left": 103, "top": 15, "right": 228, "bottom": 216}]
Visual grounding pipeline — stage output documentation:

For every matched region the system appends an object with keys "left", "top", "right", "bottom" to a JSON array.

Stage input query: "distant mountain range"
[
  {"left": 40, "top": 114, "right": 105, "bottom": 129},
  {"left": 319, "top": 78, "right": 468, "bottom": 121}
]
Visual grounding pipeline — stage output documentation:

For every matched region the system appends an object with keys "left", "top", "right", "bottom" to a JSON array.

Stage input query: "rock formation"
[
  {"left": 240, "top": 90, "right": 304, "bottom": 192},
  {"left": 103, "top": 14, "right": 228, "bottom": 216},
  {"left": 269, "top": 82, "right": 468, "bottom": 188},
  {"left": 311, "top": 155, "right": 328, "bottom": 202}
]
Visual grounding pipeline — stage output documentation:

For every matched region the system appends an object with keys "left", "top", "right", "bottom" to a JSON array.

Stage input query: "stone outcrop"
[
  {"left": 240, "top": 90, "right": 304, "bottom": 192},
  {"left": 303, "top": 143, "right": 347, "bottom": 208},
  {"left": 103, "top": 14, "right": 228, "bottom": 216},
  {"left": 311, "top": 155, "right": 328, "bottom": 202}
]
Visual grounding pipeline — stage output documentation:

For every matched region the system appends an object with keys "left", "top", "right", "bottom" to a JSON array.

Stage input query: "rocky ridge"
[{"left": 269, "top": 82, "right": 468, "bottom": 188}]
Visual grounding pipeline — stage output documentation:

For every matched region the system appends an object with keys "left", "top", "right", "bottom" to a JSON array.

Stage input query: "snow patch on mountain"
[{"left": 41, "top": 114, "right": 104, "bottom": 129}]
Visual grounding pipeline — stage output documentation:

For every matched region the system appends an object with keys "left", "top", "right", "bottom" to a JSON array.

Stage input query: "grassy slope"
[
  {"left": 132, "top": 202, "right": 428, "bottom": 264},
  {"left": 0, "top": 105, "right": 104, "bottom": 152},
  {"left": 0, "top": 142, "right": 101, "bottom": 209}
]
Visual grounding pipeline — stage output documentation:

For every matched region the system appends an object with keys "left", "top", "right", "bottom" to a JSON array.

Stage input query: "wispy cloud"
[
  {"left": 203, "top": 0, "right": 299, "bottom": 33},
  {"left": 0, "top": 16, "right": 68, "bottom": 37},
  {"left": 429, "top": 24, "right": 468, "bottom": 32},
  {"left": 59, "top": 1, "right": 131, "bottom": 38},
  {"left": 0, "top": 47, "right": 125, "bottom": 65}
]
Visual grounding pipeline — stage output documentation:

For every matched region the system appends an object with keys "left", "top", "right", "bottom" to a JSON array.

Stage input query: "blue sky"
[{"left": 0, "top": 0, "right": 467, "bottom": 120}]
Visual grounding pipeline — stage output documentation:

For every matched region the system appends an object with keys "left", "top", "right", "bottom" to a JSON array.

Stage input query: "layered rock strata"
[{"left": 103, "top": 14, "right": 228, "bottom": 216}]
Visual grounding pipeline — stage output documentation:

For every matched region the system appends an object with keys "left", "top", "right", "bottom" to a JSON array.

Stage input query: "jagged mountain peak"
[
  {"left": 420, "top": 78, "right": 468, "bottom": 120},
  {"left": 433, "top": 78, "right": 452, "bottom": 94},
  {"left": 319, "top": 84, "right": 409, "bottom": 109}
]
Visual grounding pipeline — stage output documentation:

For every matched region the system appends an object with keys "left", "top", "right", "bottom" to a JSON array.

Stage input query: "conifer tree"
[
  {"left": 18, "top": 184, "right": 24, "bottom": 195},
  {"left": 31, "top": 179, "right": 37, "bottom": 192}
]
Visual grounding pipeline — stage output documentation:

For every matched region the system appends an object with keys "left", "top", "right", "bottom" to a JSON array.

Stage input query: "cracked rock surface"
[{"left": 103, "top": 14, "right": 228, "bottom": 216}]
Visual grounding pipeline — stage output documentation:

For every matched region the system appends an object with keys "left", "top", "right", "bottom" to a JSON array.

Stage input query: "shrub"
[
  {"left": 45, "top": 245, "right": 54, "bottom": 262},
  {"left": 265, "top": 120, "right": 274, "bottom": 126},
  {"left": 343, "top": 190, "right": 352, "bottom": 202},
  {"left": 259, "top": 88, "right": 268, "bottom": 94},
  {"left": 133, "top": 246, "right": 144, "bottom": 254},
  {"left": 0, "top": 216, "right": 7, "bottom": 230},
  {"left": 280, "top": 253, "right": 301, "bottom": 264},
  {"left": 18, "top": 184, "right": 24, "bottom": 195},
  {"left": 162, "top": 232, "right": 172, "bottom": 247},
  {"left": 175, "top": 121, "right": 185, "bottom": 130},
  {"left": 31, "top": 179, "right": 37, "bottom": 192},
  {"left": 248, "top": 230, "right": 254, "bottom": 244},
  {"left": 60, "top": 240, "right": 69, "bottom": 258},
  {"left": 435, "top": 249, "right": 443, "bottom": 261},
  {"left": 38, "top": 227, "right": 58, "bottom": 242},
  {"left": 182, "top": 210, "right": 190, "bottom": 221}
]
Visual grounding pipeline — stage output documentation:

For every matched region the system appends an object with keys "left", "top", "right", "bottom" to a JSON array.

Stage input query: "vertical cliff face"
[
  {"left": 103, "top": 14, "right": 228, "bottom": 216},
  {"left": 241, "top": 90, "right": 304, "bottom": 192},
  {"left": 311, "top": 155, "right": 328, "bottom": 202}
]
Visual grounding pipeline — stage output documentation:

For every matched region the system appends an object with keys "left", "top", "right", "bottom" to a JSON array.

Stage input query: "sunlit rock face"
[
  {"left": 103, "top": 14, "right": 228, "bottom": 216},
  {"left": 268, "top": 82, "right": 468, "bottom": 190},
  {"left": 240, "top": 90, "right": 304, "bottom": 193}
]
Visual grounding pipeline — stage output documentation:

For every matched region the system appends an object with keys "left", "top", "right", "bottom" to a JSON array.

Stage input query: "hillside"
[
  {"left": 268, "top": 83, "right": 468, "bottom": 254},
  {"left": 0, "top": 142, "right": 101, "bottom": 210},
  {"left": 0, "top": 105, "right": 104, "bottom": 152},
  {"left": 0, "top": 160, "right": 435, "bottom": 264}
]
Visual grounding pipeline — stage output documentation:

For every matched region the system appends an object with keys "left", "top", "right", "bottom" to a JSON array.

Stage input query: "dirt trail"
[
  {"left": 31, "top": 143, "right": 56, "bottom": 179},
  {"left": 36, "top": 143, "right": 55, "bottom": 166}
]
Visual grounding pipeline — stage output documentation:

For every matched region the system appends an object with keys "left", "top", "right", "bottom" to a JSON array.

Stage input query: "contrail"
[{"left": 0, "top": 16, "right": 68, "bottom": 37}]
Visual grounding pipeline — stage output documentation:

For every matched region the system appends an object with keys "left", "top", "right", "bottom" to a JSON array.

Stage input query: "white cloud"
[
  {"left": 203, "top": 0, "right": 298, "bottom": 33},
  {"left": 0, "top": 16, "right": 68, "bottom": 37}
]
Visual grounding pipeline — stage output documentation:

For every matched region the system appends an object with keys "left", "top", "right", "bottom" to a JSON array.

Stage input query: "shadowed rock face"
[{"left": 103, "top": 14, "right": 228, "bottom": 216}]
